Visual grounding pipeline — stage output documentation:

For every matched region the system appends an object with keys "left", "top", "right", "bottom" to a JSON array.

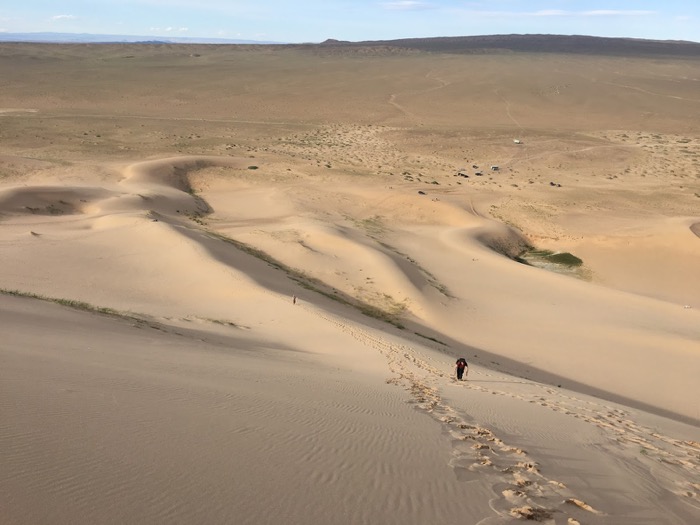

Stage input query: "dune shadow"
[
  {"left": 164, "top": 220, "right": 700, "bottom": 427},
  {"left": 691, "top": 222, "right": 700, "bottom": 239},
  {"left": 465, "top": 380, "right": 531, "bottom": 385}
]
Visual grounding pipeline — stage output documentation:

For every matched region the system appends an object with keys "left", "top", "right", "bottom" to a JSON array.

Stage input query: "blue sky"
[{"left": 1, "top": 1, "right": 698, "bottom": 43}]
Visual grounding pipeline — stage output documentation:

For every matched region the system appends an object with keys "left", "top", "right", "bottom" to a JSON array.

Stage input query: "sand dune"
[{"left": 1, "top": 42, "right": 699, "bottom": 524}]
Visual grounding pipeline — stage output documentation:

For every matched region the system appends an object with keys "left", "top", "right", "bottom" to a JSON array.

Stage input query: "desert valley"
[{"left": 1, "top": 37, "right": 699, "bottom": 524}]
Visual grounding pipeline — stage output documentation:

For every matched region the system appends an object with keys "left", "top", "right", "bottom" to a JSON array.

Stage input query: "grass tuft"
[
  {"left": 1, "top": 288, "right": 134, "bottom": 320},
  {"left": 207, "top": 231, "right": 408, "bottom": 328}
]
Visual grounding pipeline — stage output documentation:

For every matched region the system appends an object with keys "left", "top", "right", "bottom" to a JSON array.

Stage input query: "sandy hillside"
[{"left": 1, "top": 42, "right": 699, "bottom": 524}]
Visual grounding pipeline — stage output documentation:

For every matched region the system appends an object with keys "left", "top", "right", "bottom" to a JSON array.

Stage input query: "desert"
[{"left": 1, "top": 38, "right": 699, "bottom": 524}]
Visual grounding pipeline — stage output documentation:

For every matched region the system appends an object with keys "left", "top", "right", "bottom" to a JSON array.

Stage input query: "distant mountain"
[
  {"left": 0, "top": 32, "right": 281, "bottom": 44},
  {"left": 3, "top": 33, "right": 699, "bottom": 57},
  {"left": 323, "top": 34, "right": 700, "bottom": 58}
]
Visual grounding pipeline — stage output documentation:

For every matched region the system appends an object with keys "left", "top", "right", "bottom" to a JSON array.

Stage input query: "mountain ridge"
[
  {"left": 2, "top": 32, "right": 699, "bottom": 57},
  {"left": 318, "top": 33, "right": 700, "bottom": 57}
]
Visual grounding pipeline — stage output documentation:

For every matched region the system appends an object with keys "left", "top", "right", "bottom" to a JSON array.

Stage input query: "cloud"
[
  {"left": 581, "top": 10, "right": 655, "bottom": 17},
  {"left": 529, "top": 9, "right": 654, "bottom": 17},
  {"left": 51, "top": 15, "right": 77, "bottom": 21},
  {"left": 466, "top": 9, "right": 655, "bottom": 18},
  {"left": 382, "top": 1, "right": 434, "bottom": 11},
  {"left": 150, "top": 27, "right": 189, "bottom": 33},
  {"left": 531, "top": 10, "right": 567, "bottom": 16}
]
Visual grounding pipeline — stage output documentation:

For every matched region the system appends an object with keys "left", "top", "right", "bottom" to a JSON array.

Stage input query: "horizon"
[
  {"left": 1, "top": 1, "right": 699, "bottom": 45},
  {"left": 2, "top": 30, "right": 700, "bottom": 47}
]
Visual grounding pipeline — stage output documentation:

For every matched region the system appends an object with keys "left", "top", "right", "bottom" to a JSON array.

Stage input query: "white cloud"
[
  {"left": 150, "top": 26, "right": 189, "bottom": 33},
  {"left": 581, "top": 10, "right": 654, "bottom": 17},
  {"left": 466, "top": 9, "right": 655, "bottom": 18},
  {"left": 382, "top": 1, "right": 433, "bottom": 11},
  {"left": 532, "top": 10, "right": 567, "bottom": 17},
  {"left": 51, "top": 15, "right": 77, "bottom": 21}
]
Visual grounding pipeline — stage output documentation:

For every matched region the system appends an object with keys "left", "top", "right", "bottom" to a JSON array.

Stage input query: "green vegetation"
[
  {"left": 206, "top": 230, "right": 407, "bottom": 329},
  {"left": 517, "top": 248, "right": 590, "bottom": 280},
  {"left": 185, "top": 210, "right": 207, "bottom": 225},
  {"left": 356, "top": 215, "right": 386, "bottom": 236},
  {"left": 1, "top": 288, "right": 125, "bottom": 318},
  {"left": 358, "top": 303, "right": 405, "bottom": 329},
  {"left": 414, "top": 332, "right": 447, "bottom": 346},
  {"left": 377, "top": 241, "right": 454, "bottom": 298},
  {"left": 526, "top": 249, "right": 583, "bottom": 267},
  {"left": 1, "top": 288, "right": 246, "bottom": 332},
  {"left": 203, "top": 318, "right": 242, "bottom": 328}
]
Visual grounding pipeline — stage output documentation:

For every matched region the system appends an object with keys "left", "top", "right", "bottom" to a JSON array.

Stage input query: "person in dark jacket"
[{"left": 455, "top": 358, "right": 468, "bottom": 380}]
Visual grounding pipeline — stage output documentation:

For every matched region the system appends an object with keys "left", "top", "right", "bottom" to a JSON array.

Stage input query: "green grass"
[
  {"left": 3, "top": 236, "right": 411, "bottom": 334},
  {"left": 203, "top": 317, "right": 242, "bottom": 328},
  {"left": 355, "top": 215, "right": 386, "bottom": 236},
  {"left": 0, "top": 288, "right": 245, "bottom": 333},
  {"left": 523, "top": 249, "right": 583, "bottom": 267},
  {"left": 377, "top": 241, "right": 454, "bottom": 298},
  {"left": 206, "top": 230, "right": 407, "bottom": 328},
  {"left": 1, "top": 288, "right": 127, "bottom": 318},
  {"left": 414, "top": 332, "right": 447, "bottom": 346},
  {"left": 517, "top": 248, "right": 590, "bottom": 281}
]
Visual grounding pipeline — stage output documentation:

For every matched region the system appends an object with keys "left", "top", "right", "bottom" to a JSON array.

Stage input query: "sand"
[{"left": 1, "top": 43, "right": 699, "bottom": 524}]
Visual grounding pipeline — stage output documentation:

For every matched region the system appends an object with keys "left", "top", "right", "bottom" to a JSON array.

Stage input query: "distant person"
[
  {"left": 292, "top": 295, "right": 297, "bottom": 305},
  {"left": 455, "top": 358, "right": 468, "bottom": 381}
]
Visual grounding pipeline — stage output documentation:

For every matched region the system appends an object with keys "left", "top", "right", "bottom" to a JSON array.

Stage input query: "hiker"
[{"left": 455, "top": 358, "right": 468, "bottom": 380}]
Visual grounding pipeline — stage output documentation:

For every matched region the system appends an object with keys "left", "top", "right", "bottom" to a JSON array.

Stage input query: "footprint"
[
  {"left": 565, "top": 498, "right": 601, "bottom": 514},
  {"left": 509, "top": 506, "right": 553, "bottom": 521},
  {"left": 502, "top": 488, "right": 527, "bottom": 503}
]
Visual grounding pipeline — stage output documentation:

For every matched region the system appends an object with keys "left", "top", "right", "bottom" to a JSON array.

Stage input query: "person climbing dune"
[{"left": 455, "top": 357, "right": 468, "bottom": 381}]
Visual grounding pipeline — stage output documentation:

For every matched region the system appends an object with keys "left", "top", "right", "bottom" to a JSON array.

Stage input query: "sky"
[{"left": 1, "top": 1, "right": 699, "bottom": 44}]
